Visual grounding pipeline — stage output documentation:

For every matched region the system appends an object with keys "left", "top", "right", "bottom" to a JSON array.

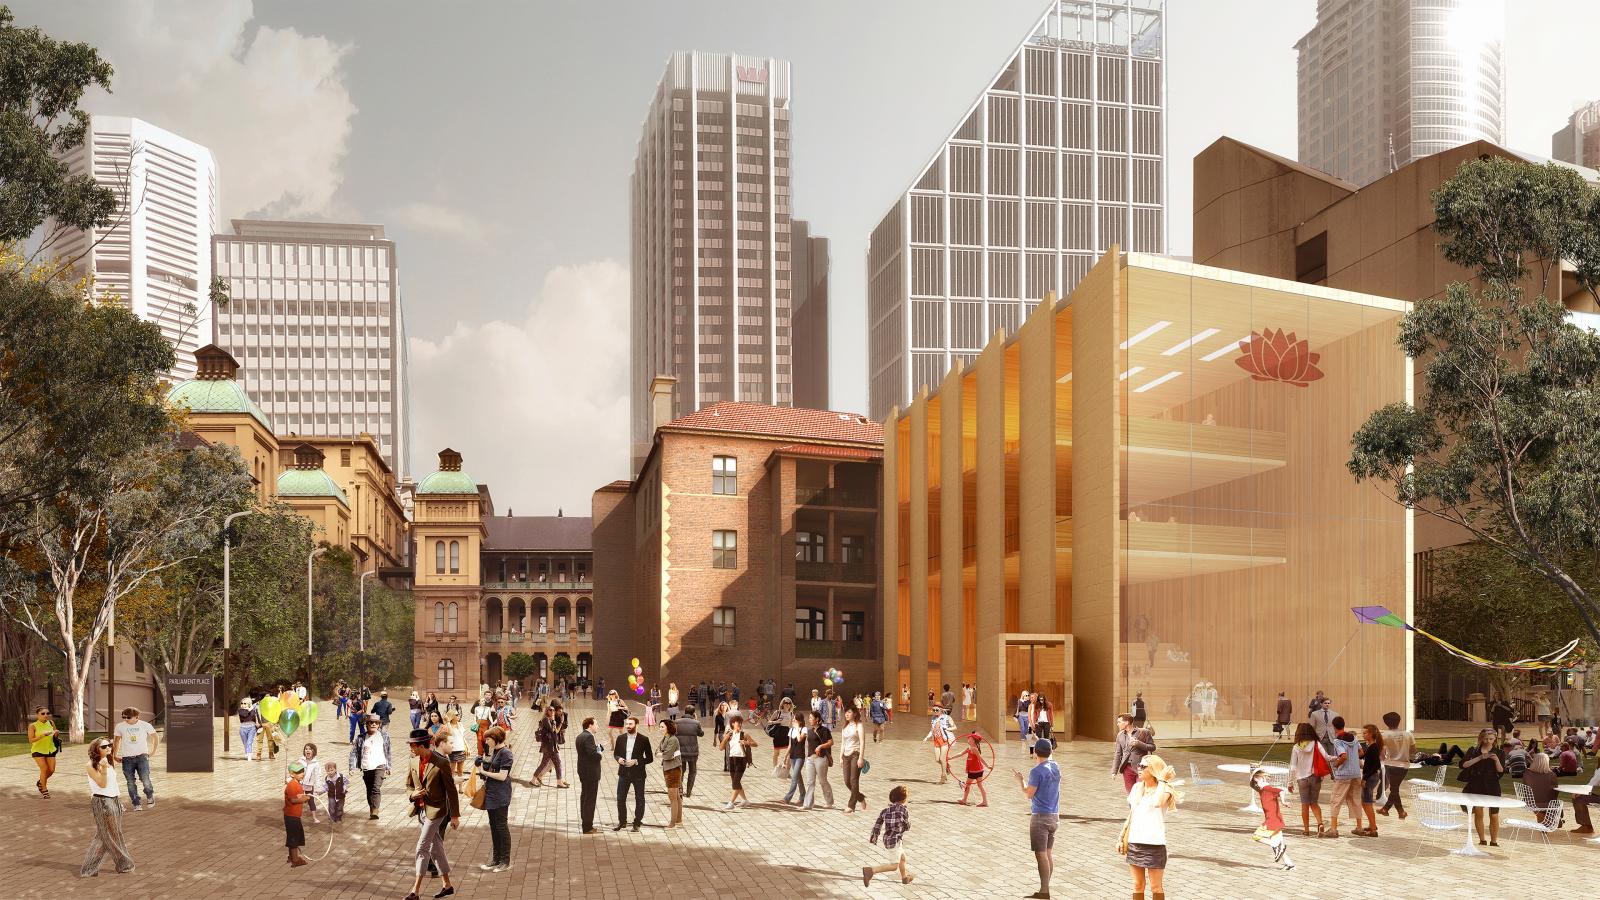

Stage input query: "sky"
[{"left": 11, "top": 0, "right": 1589, "bottom": 515}]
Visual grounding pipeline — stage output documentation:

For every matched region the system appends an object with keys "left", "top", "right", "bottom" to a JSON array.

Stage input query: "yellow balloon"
[
  {"left": 301, "top": 700, "right": 319, "bottom": 725},
  {"left": 258, "top": 696, "right": 282, "bottom": 724},
  {"left": 631, "top": 657, "right": 640, "bottom": 669}
]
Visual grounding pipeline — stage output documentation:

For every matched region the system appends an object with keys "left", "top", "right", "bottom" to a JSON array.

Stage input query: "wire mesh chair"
[
  {"left": 1504, "top": 802, "right": 1565, "bottom": 848},
  {"left": 1188, "top": 763, "right": 1223, "bottom": 787},
  {"left": 1406, "top": 765, "right": 1447, "bottom": 796},
  {"left": 1412, "top": 797, "right": 1467, "bottom": 858}
]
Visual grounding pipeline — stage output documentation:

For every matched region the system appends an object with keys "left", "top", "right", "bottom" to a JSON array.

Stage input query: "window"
[
  {"left": 712, "top": 607, "right": 736, "bottom": 645},
  {"left": 538, "top": 656, "right": 548, "bottom": 680},
  {"left": 841, "top": 535, "right": 866, "bottom": 565},
  {"left": 434, "top": 541, "right": 445, "bottom": 574},
  {"left": 449, "top": 540, "right": 461, "bottom": 574},
  {"left": 437, "top": 659, "right": 455, "bottom": 689},
  {"left": 840, "top": 610, "right": 867, "bottom": 642},
  {"left": 712, "top": 530, "right": 738, "bottom": 568},
  {"left": 433, "top": 602, "right": 445, "bottom": 634},
  {"left": 712, "top": 455, "right": 738, "bottom": 494},
  {"left": 795, "top": 606, "right": 826, "bottom": 641},
  {"left": 133, "top": 652, "right": 145, "bottom": 673},
  {"left": 577, "top": 654, "right": 591, "bottom": 678},
  {"left": 340, "top": 448, "right": 351, "bottom": 466},
  {"left": 446, "top": 602, "right": 459, "bottom": 633},
  {"left": 577, "top": 609, "right": 589, "bottom": 634},
  {"left": 796, "top": 531, "right": 826, "bottom": 562},
  {"left": 538, "top": 613, "right": 548, "bottom": 634},
  {"left": 558, "top": 612, "right": 568, "bottom": 634}
]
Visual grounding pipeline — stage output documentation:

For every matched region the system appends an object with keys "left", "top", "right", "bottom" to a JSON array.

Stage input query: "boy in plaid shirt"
[{"left": 863, "top": 784, "right": 914, "bottom": 886}]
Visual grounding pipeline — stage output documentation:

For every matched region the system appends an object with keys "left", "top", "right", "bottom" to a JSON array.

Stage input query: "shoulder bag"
[{"left": 468, "top": 766, "right": 487, "bottom": 810}]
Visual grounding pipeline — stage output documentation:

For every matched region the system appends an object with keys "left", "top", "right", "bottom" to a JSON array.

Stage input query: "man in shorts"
[{"left": 1014, "top": 741, "right": 1061, "bottom": 900}]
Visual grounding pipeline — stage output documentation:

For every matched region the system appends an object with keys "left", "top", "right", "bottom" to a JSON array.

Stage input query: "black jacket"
[
  {"left": 675, "top": 716, "right": 703, "bottom": 759},
  {"left": 613, "top": 729, "right": 654, "bottom": 776},
  {"left": 575, "top": 729, "right": 603, "bottom": 782}
]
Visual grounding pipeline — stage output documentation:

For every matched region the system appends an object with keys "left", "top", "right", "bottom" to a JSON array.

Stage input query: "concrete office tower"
[
  {"left": 631, "top": 52, "right": 809, "bottom": 470},
  {"left": 790, "top": 218, "right": 830, "bottom": 410},
  {"left": 867, "top": 0, "right": 1168, "bottom": 421},
  {"left": 1297, "top": 0, "right": 1505, "bottom": 187},
  {"left": 51, "top": 116, "right": 218, "bottom": 380},
  {"left": 1553, "top": 101, "right": 1600, "bottom": 168},
  {"left": 212, "top": 220, "right": 410, "bottom": 477}
]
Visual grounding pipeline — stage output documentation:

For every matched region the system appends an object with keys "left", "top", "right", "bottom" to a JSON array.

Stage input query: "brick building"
[{"left": 593, "top": 402, "right": 883, "bottom": 697}]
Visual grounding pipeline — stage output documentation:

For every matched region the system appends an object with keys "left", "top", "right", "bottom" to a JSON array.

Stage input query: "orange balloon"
[{"left": 282, "top": 691, "right": 301, "bottom": 710}]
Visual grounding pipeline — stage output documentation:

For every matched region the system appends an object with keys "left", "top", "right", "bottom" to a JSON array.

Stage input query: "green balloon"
[
  {"left": 300, "top": 701, "right": 319, "bottom": 726},
  {"left": 280, "top": 708, "right": 300, "bottom": 737}
]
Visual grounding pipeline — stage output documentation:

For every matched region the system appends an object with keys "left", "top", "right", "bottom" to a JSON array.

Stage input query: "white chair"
[
  {"left": 1504, "top": 802, "right": 1565, "bottom": 848},
  {"left": 1406, "top": 765, "right": 1447, "bottom": 795},
  {"left": 1512, "top": 782, "right": 1536, "bottom": 807},
  {"left": 1188, "top": 763, "right": 1222, "bottom": 787},
  {"left": 1413, "top": 798, "right": 1467, "bottom": 858}
]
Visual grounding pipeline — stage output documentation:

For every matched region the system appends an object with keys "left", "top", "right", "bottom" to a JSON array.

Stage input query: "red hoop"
[{"left": 943, "top": 731, "right": 997, "bottom": 784}]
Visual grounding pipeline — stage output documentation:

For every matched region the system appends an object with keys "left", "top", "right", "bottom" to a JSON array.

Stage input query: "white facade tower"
[
  {"left": 52, "top": 116, "right": 219, "bottom": 380},
  {"left": 867, "top": 1, "right": 1167, "bottom": 421}
]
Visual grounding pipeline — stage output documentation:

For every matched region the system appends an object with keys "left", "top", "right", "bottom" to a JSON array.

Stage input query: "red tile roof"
[
  {"left": 770, "top": 444, "right": 883, "bottom": 461},
  {"left": 484, "top": 515, "right": 592, "bottom": 551},
  {"left": 663, "top": 403, "right": 883, "bottom": 446}
]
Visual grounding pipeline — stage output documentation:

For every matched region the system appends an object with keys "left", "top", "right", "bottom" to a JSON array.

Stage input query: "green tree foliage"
[
  {"left": 0, "top": 5, "right": 118, "bottom": 245},
  {"left": 550, "top": 653, "right": 576, "bottom": 683},
  {"left": 503, "top": 652, "right": 535, "bottom": 682},
  {"left": 1348, "top": 156, "right": 1600, "bottom": 646}
]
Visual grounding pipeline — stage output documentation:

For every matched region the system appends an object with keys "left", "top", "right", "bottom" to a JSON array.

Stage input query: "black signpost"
[{"left": 164, "top": 674, "right": 215, "bottom": 772}]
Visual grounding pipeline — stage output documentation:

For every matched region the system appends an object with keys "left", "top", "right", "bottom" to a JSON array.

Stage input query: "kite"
[{"left": 1352, "top": 605, "right": 1582, "bottom": 672}]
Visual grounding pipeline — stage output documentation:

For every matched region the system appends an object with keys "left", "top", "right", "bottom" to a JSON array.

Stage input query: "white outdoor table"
[
  {"left": 1556, "top": 785, "right": 1600, "bottom": 844},
  {"left": 1218, "top": 763, "right": 1290, "bottom": 813},
  {"left": 1417, "top": 790, "right": 1527, "bottom": 856}
]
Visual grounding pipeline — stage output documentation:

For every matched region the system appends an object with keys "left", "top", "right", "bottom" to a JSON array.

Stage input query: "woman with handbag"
[
  {"left": 474, "top": 726, "right": 514, "bottom": 873},
  {"left": 769, "top": 697, "right": 794, "bottom": 773},
  {"left": 1121, "top": 754, "right": 1181, "bottom": 900},
  {"left": 29, "top": 706, "right": 59, "bottom": 798},
  {"left": 718, "top": 714, "right": 758, "bottom": 810},
  {"left": 659, "top": 718, "right": 684, "bottom": 827},
  {"left": 1287, "top": 722, "right": 1326, "bottom": 836},
  {"left": 532, "top": 706, "right": 569, "bottom": 788}
]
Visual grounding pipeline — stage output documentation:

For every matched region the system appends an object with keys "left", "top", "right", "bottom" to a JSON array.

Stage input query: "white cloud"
[
  {"left": 43, "top": 0, "right": 356, "bottom": 219},
  {"left": 408, "top": 261, "right": 631, "bottom": 515},
  {"left": 388, "top": 202, "right": 490, "bottom": 243}
]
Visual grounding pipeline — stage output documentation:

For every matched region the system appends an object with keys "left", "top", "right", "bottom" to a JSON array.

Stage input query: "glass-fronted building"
[{"left": 882, "top": 251, "right": 1412, "bottom": 741}]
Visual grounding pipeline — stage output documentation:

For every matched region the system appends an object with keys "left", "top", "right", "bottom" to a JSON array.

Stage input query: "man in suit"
[
  {"left": 674, "top": 703, "right": 703, "bottom": 798},
  {"left": 1112, "top": 714, "right": 1155, "bottom": 793},
  {"left": 575, "top": 716, "right": 604, "bottom": 834},
  {"left": 613, "top": 714, "right": 653, "bottom": 831},
  {"left": 404, "top": 728, "right": 460, "bottom": 900}
]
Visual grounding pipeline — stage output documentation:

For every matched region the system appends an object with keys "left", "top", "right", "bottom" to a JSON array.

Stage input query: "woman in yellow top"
[{"left": 29, "top": 705, "right": 59, "bottom": 798}]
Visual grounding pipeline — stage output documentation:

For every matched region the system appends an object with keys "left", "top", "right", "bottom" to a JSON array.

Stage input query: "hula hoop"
[{"left": 943, "top": 731, "right": 998, "bottom": 783}]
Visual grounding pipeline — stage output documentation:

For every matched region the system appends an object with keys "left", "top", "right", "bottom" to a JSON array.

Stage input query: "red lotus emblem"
[{"left": 1234, "top": 328, "right": 1323, "bottom": 386}]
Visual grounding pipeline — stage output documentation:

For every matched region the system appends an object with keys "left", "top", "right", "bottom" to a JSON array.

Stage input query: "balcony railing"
[
  {"left": 485, "top": 632, "right": 501, "bottom": 644},
  {"left": 508, "top": 632, "right": 524, "bottom": 643},
  {"left": 579, "top": 632, "right": 592, "bottom": 643},
  {"left": 795, "top": 639, "right": 872, "bottom": 659},
  {"left": 482, "top": 580, "right": 592, "bottom": 591},
  {"left": 796, "top": 486, "right": 876, "bottom": 509},
  {"left": 794, "top": 560, "right": 875, "bottom": 584}
]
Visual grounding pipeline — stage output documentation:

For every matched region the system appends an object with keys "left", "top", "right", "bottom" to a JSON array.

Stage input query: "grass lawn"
[
  {"left": 0, "top": 732, "right": 107, "bottom": 760},
  {"left": 1167, "top": 738, "right": 1597, "bottom": 794}
]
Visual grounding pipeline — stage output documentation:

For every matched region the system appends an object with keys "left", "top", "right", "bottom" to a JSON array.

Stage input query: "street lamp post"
[
  {"left": 308, "top": 547, "right": 328, "bottom": 657},
  {"left": 358, "top": 570, "right": 377, "bottom": 653},
  {"left": 221, "top": 509, "right": 252, "bottom": 754}
]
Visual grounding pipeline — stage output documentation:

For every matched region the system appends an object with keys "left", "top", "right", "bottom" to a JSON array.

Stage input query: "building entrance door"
[{"left": 996, "top": 634, "right": 1072, "bottom": 741}]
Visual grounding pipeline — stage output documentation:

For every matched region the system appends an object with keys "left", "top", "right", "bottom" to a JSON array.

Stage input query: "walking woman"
[
  {"left": 1460, "top": 727, "right": 1505, "bottom": 847},
  {"left": 1016, "top": 690, "right": 1033, "bottom": 746},
  {"left": 660, "top": 718, "right": 684, "bottom": 827},
  {"left": 923, "top": 705, "right": 955, "bottom": 784},
  {"left": 30, "top": 706, "right": 58, "bottom": 797},
  {"left": 532, "top": 706, "right": 569, "bottom": 788},
  {"left": 1354, "top": 723, "right": 1384, "bottom": 837},
  {"left": 667, "top": 681, "right": 680, "bottom": 711},
  {"left": 714, "top": 700, "right": 730, "bottom": 771},
  {"left": 841, "top": 707, "right": 868, "bottom": 812},
  {"left": 1287, "top": 722, "right": 1325, "bottom": 836},
  {"left": 444, "top": 711, "right": 468, "bottom": 778},
  {"left": 81, "top": 737, "right": 135, "bottom": 877},
  {"left": 475, "top": 726, "right": 514, "bottom": 873},
  {"left": 606, "top": 690, "right": 628, "bottom": 744},
  {"left": 718, "top": 714, "right": 757, "bottom": 810},
  {"left": 237, "top": 698, "right": 259, "bottom": 762},
  {"left": 769, "top": 697, "right": 794, "bottom": 772},
  {"left": 1123, "top": 754, "right": 1181, "bottom": 900},
  {"left": 1031, "top": 694, "right": 1054, "bottom": 747}
]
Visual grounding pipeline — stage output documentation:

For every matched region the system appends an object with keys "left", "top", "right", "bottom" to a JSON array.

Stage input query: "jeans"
[
  {"left": 803, "top": 755, "right": 833, "bottom": 808},
  {"left": 1379, "top": 766, "right": 1408, "bottom": 814},
  {"left": 410, "top": 710, "right": 423, "bottom": 731},
  {"left": 240, "top": 723, "right": 257, "bottom": 758},
  {"left": 121, "top": 755, "right": 152, "bottom": 806},
  {"left": 842, "top": 752, "right": 866, "bottom": 810},
  {"left": 782, "top": 757, "right": 806, "bottom": 803},
  {"left": 348, "top": 714, "right": 361, "bottom": 743},
  {"left": 1017, "top": 715, "right": 1031, "bottom": 743},
  {"left": 487, "top": 805, "right": 510, "bottom": 865},
  {"left": 681, "top": 755, "right": 698, "bottom": 797},
  {"left": 616, "top": 773, "right": 645, "bottom": 826}
]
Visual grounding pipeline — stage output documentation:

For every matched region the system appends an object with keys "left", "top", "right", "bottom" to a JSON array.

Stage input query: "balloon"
[
  {"left": 824, "top": 677, "right": 833, "bottom": 686},
  {"left": 633, "top": 666, "right": 642, "bottom": 676},
  {"left": 631, "top": 657, "right": 640, "bottom": 668},
  {"left": 627, "top": 675, "right": 637, "bottom": 686},
  {"left": 284, "top": 692, "right": 302, "bottom": 711},
  {"left": 258, "top": 696, "right": 282, "bottom": 724},
  {"left": 300, "top": 701, "right": 318, "bottom": 725},
  {"left": 280, "top": 708, "right": 300, "bottom": 737}
]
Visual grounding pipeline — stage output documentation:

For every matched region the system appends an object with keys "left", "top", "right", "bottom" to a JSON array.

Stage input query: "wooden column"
[
  {"left": 907, "top": 394, "right": 930, "bottom": 716},
  {"left": 974, "top": 335, "right": 1007, "bottom": 740},
  {"left": 938, "top": 366, "right": 965, "bottom": 713},
  {"left": 1018, "top": 296, "right": 1057, "bottom": 634},
  {"left": 880, "top": 412, "right": 900, "bottom": 699}
]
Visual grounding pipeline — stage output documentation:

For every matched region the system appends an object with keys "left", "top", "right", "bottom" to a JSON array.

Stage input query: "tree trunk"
[{"left": 0, "top": 622, "right": 41, "bottom": 731}]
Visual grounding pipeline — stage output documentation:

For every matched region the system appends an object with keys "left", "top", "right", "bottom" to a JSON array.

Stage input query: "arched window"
[
  {"left": 437, "top": 658, "right": 455, "bottom": 689},
  {"left": 449, "top": 540, "right": 461, "bottom": 574},
  {"left": 795, "top": 606, "right": 826, "bottom": 641},
  {"left": 577, "top": 653, "right": 591, "bottom": 679},
  {"left": 433, "top": 602, "right": 445, "bottom": 634},
  {"left": 446, "top": 602, "right": 459, "bottom": 633},
  {"left": 434, "top": 541, "right": 445, "bottom": 574}
]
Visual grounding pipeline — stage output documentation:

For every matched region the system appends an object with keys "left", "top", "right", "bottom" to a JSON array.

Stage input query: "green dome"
[
  {"left": 276, "top": 468, "right": 350, "bottom": 506},
  {"left": 417, "top": 470, "right": 478, "bottom": 495},
  {"left": 168, "top": 378, "right": 271, "bottom": 431}
]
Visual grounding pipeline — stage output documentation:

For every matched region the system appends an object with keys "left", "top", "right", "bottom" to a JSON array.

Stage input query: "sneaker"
[
  {"left": 491, "top": 863, "right": 512, "bottom": 873},
  {"left": 478, "top": 863, "right": 497, "bottom": 871},
  {"left": 1271, "top": 843, "right": 1285, "bottom": 863},
  {"left": 146, "top": 797, "right": 155, "bottom": 808},
  {"left": 723, "top": 802, "right": 735, "bottom": 810},
  {"left": 131, "top": 804, "right": 143, "bottom": 812},
  {"left": 1282, "top": 863, "right": 1295, "bottom": 871}
]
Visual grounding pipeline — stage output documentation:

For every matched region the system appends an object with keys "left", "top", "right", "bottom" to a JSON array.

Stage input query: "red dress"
[{"left": 1259, "top": 784, "right": 1286, "bottom": 832}]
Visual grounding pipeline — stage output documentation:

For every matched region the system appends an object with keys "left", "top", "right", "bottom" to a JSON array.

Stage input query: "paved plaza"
[{"left": 10, "top": 701, "right": 1596, "bottom": 899}]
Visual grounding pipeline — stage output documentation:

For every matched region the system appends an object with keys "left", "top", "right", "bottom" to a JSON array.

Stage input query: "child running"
[
  {"left": 1250, "top": 768, "right": 1295, "bottom": 871},
  {"left": 864, "top": 784, "right": 914, "bottom": 886},
  {"left": 958, "top": 733, "right": 990, "bottom": 806}
]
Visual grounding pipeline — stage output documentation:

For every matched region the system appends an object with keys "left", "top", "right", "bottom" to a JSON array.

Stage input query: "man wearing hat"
[
  {"left": 348, "top": 714, "right": 391, "bottom": 820},
  {"left": 405, "top": 727, "right": 460, "bottom": 900}
]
